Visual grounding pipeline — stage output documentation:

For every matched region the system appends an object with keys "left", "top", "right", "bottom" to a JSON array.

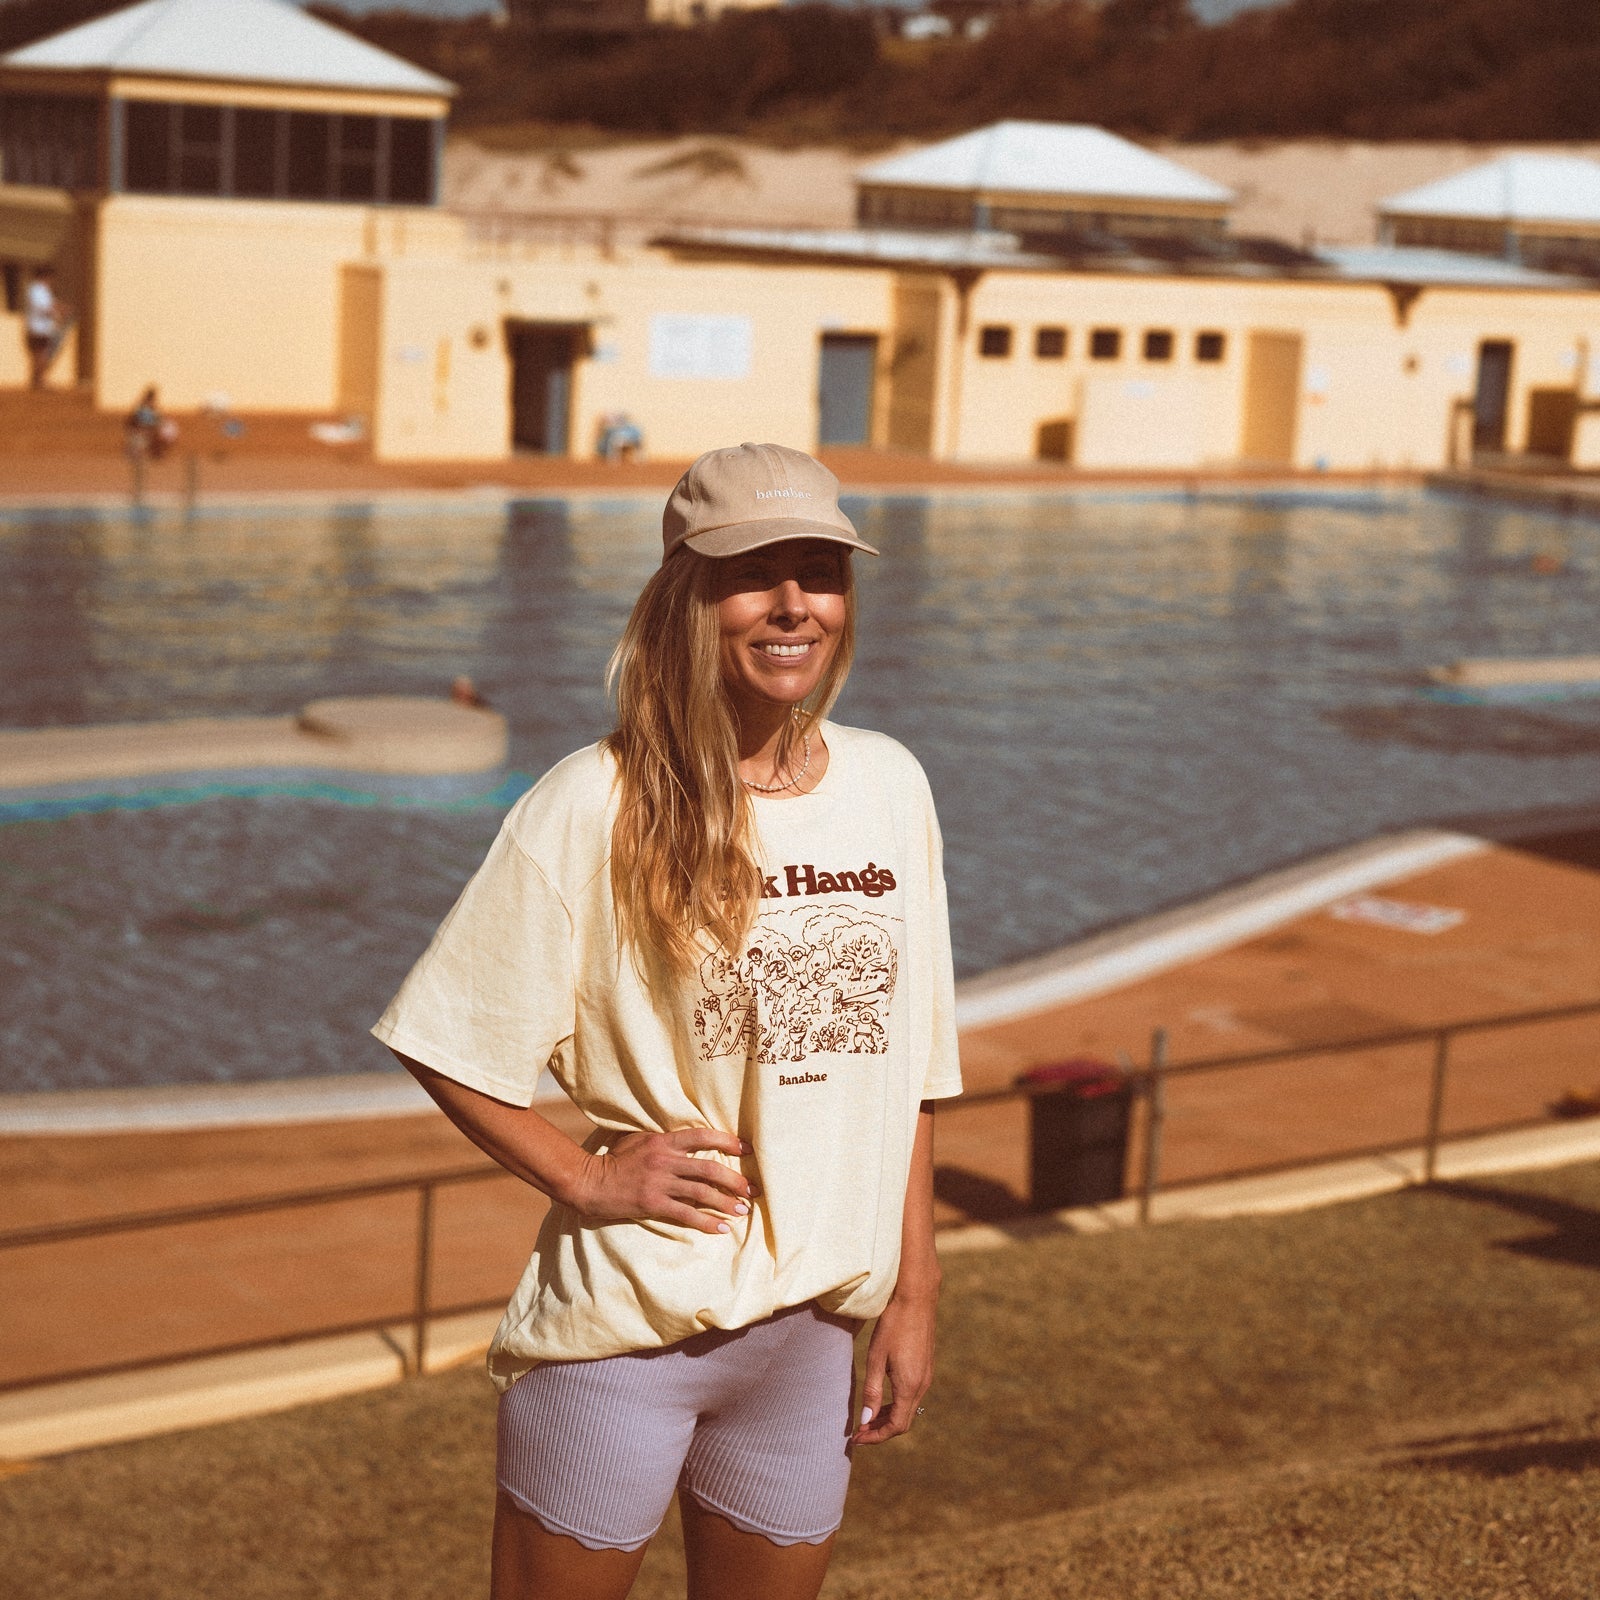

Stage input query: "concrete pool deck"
[
  {"left": 0, "top": 432, "right": 1423, "bottom": 512},
  {"left": 3, "top": 807, "right": 1598, "bottom": 1446},
  {"left": 0, "top": 387, "right": 1586, "bottom": 516}
]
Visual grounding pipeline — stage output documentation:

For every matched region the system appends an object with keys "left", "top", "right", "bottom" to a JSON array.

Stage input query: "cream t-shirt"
[{"left": 372, "top": 720, "right": 962, "bottom": 1387}]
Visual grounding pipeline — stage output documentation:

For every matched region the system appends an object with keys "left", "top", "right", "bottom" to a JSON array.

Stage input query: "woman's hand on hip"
[{"left": 567, "top": 1128, "right": 755, "bottom": 1234}]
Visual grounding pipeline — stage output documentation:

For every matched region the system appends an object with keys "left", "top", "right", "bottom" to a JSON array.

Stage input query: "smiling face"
[{"left": 713, "top": 538, "right": 850, "bottom": 718}]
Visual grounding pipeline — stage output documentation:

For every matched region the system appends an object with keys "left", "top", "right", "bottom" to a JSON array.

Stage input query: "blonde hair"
[{"left": 603, "top": 548, "right": 856, "bottom": 972}]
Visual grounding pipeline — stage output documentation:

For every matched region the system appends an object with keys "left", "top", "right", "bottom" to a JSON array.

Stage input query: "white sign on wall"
[{"left": 648, "top": 314, "right": 753, "bottom": 381}]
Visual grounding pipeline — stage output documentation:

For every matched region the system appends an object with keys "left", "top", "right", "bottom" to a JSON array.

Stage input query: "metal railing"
[
  {"left": 3, "top": 997, "right": 1596, "bottom": 1398},
  {"left": 0, "top": 1162, "right": 512, "bottom": 1396},
  {"left": 947, "top": 996, "right": 1600, "bottom": 1221}
]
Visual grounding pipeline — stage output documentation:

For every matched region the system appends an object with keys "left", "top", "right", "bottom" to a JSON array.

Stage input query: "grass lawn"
[{"left": 4, "top": 1161, "right": 1598, "bottom": 1598}]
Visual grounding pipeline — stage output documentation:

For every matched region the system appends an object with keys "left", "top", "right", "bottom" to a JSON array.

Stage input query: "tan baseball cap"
[{"left": 662, "top": 442, "right": 879, "bottom": 562}]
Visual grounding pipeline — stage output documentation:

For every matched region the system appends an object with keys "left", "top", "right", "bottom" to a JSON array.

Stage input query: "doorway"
[
  {"left": 508, "top": 323, "right": 580, "bottom": 454},
  {"left": 1240, "top": 332, "right": 1302, "bottom": 466},
  {"left": 818, "top": 333, "right": 878, "bottom": 447},
  {"left": 1472, "top": 340, "right": 1514, "bottom": 456},
  {"left": 1525, "top": 387, "right": 1577, "bottom": 460}
]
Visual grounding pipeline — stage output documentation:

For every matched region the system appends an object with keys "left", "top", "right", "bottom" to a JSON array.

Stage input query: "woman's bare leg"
[
  {"left": 491, "top": 1492, "right": 650, "bottom": 1600},
  {"left": 679, "top": 1492, "right": 836, "bottom": 1600}
]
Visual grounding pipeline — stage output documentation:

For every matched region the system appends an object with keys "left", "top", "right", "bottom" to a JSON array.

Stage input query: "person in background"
[
  {"left": 596, "top": 411, "right": 644, "bottom": 462},
  {"left": 376, "top": 443, "right": 960, "bottom": 1600},
  {"left": 124, "top": 387, "right": 178, "bottom": 462},
  {"left": 451, "top": 675, "right": 492, "bottom": 710},
  {"left": 24, "top": 265, "right": 68, "bottom": 390}
]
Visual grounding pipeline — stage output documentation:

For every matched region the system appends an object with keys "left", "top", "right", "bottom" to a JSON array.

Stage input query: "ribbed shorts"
[{"left": 496, "top": 1302, "right": 857, "bottom": 1551}]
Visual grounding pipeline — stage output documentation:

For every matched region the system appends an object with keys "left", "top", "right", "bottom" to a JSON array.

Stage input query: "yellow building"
[
  {"left": 654, "top": 224, "right": 1600, "bottom": 472},
  {"left": 0, "top": 0, "right": 453, "bottom": 402},
  {"left": 3, "top": 5, "right": 1599, "bottom": 472}
]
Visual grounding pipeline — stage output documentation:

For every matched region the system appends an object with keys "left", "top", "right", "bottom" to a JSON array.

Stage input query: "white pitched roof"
[
  {"left": 857, "top": 122, "right": 1233, "bottom": 206},
  {"left": 1381, "top": 155, "right": 1600, "bottom": 225},
  {"left": 1, "top": 0, "right": 454, "bottom": 97}
]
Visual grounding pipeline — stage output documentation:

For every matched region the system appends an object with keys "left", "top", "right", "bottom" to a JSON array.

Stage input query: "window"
[
  {"left": 1089, "top": 328, "right": 1121, "bottom": 360},
  {"left": 1034, "top": 326, "right": 1067, "bottom": 359},
  {"left": 233, "top": 107, "right": 279, "bottom": 198},
  {"left": 1143, "top": 329, "right": 1174, "bottom": 362},
  {"left": 124, "top": 100, "right": 171, "bottom": 192},
  {"left": 335, "top": 115, "right": 381, "bottom": 202},
  {"left": 286, "top": 112, "right": 332, "bottom": 200},
  {"left": 176, "top": 103, "right": 223, "bottom": 195},
  {"left": 978, "top": 325, "right": 1013, "bottom": 358},
  {"left": 0, "top": 93, "right": 100, "bottom": 188},
  {"left": 387, "top": 118, "right": 435, "bottom": 205},
  {"left": 113, "top": 101, "right": 439, "bottom": 205},
  {"left": 1195, "top": 330, "right": 1227, "bottom": 362}
]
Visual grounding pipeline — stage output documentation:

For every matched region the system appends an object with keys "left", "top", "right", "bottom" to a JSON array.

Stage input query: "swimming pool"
[{"left": 2, "top": 487, "right": 1598, "bottom": 1093}]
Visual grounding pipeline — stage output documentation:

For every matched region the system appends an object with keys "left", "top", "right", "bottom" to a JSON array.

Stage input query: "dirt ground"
[{"left": 4, "top": 1160, "right": 1598, "bottom": 1599}]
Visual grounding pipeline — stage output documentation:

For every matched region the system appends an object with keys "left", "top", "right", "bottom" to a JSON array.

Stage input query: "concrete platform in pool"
[{"left": 0, "top": 696, "right": 508, "bottom": 794}]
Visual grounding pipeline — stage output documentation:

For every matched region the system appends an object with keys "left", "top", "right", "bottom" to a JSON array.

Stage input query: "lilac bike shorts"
[{"left": 496, "top": 1302, "right": 857, "bottom": 1551}]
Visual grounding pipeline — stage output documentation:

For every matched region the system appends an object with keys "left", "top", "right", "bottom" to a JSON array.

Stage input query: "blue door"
[{"left": 818, "top": 334, "right": 877, "bottom": 447}]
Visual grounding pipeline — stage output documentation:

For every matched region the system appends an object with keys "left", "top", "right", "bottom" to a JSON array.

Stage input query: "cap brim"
[{"left": 678, "top": 517, "right": 879, "bottom": 559}]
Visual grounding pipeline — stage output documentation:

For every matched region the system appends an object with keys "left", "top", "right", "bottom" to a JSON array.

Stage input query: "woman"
[{"left": 374, "top": 442, "right": 961, "bottom": 1600}]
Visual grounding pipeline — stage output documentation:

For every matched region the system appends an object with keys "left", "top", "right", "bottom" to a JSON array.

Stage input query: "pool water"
[{"left": 2, "top": 489, "right": 1598, "bottom": 1093}]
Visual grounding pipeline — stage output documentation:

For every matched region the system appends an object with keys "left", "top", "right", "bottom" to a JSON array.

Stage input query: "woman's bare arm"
[
  {"left": 393, "top": 1050, "right": 754, "bottom": 1236},
  {"left": 854, "top": 1101, "right": 941, "bottom": 1444}
]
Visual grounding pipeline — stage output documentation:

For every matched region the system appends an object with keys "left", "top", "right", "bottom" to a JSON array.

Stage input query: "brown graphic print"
[{"left": 694, "top": 905, "right": 900, "bottom": 1064}]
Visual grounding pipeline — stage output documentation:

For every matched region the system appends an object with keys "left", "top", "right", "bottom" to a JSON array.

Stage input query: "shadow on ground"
[
  {"left": 1430, "top": 1178, "right": 1600, "bottom": 1273},
  {"left": 1404, "top": 1434, "right": 1600, "bottom": 1476},
  {"left": 933, "top": 1163, "right": 1029, "bottom": 1222}
]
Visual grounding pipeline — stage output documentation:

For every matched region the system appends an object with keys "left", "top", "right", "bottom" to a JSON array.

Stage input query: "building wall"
[
  {"left": 92, "top": 194, "right": 462, "bottom": 410},
  {"left": 943, "top": 269, "right": 1600, "bottom": 471},
  {"left": 366, "top": 251, "right": 896, "bottom": 461}
]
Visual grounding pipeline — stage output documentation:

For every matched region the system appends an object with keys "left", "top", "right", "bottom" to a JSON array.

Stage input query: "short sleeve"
[
  {"left": 921, "top": 781, "right": 964, "bottom": 1101},
  {"left": 372, "top": 825, "right": 575, "bottom": 1107}
]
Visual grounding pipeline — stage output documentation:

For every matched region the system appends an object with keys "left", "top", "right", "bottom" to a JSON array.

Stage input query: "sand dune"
[{"left": 445, "top": 134, "right": 1600, "bottom": 249}]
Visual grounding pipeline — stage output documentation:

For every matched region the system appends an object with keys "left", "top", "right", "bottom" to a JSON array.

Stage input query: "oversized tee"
[{"left": 372, "top": 721, "right": 962, "bottom": 1387}]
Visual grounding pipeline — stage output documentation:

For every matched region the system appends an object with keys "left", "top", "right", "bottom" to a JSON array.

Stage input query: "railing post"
[
  {"left": 412, "top": 1182, "right": 435, "bottom": 1377},
  {"left": 1423, "top": 1030, "right": 1451, "bottom": 1184},
  {"left": 1138, "top": 1027, "right": 1167, "bottom": 1225}
]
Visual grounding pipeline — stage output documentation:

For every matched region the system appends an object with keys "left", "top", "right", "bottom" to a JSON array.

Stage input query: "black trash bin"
[{"left": 1019, "top": 1059, "right": 1133, "bottom": 1211}]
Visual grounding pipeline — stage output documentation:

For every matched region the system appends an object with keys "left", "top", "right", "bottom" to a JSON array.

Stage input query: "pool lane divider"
[{"left": 0, "top": 696, "right": 515, "bottom": 823}]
